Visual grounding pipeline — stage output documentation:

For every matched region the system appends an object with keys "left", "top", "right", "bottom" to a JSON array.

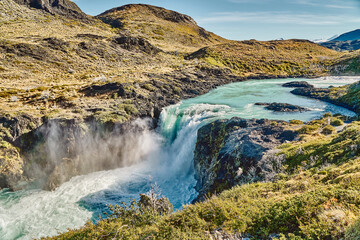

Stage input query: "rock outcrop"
[
  {"left": 113, "top": 36, "right": 161, "bottom": 55},
  {"left": 0, "top": 113, "right": 41, "bottom": 190},
  {"left": 13, "top": 0, "right": 91, "bottom": 21},
  {"left": 193, "top": 118, "right": 297, "bottom": 201},
  {"left": 255, "top": 102, "right": 309, "bottom": 112}
]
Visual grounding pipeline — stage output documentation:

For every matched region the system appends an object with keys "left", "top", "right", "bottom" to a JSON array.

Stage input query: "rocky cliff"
[
  {"left": 0, "top": 114, "right": 160, "bottom": 191},
  {"left": 193, "top": 118, "right": 297, "bottom": 201}
]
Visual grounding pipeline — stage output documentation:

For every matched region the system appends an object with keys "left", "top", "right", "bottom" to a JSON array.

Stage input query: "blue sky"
[{"left": 74, "top": 0, "right": 360, "bottom": 41}]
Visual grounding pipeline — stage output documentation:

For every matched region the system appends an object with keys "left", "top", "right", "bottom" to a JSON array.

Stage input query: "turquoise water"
[{"left": 0, "top": 76, "right": 358, "bottom": 239}]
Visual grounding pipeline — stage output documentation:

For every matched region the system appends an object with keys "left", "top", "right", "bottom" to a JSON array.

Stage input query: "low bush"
[
  {"left": 297, "top": 124, "right": 320, "bottom": 134},
  {"left": 322, "top": 125, "right": 336, "bottom": 135},
  {"left": 331, "top": 118, "right": 344, "bottom": 126},
  {"left": 289, "top": 120, "right": 303, "bottom": 125}
]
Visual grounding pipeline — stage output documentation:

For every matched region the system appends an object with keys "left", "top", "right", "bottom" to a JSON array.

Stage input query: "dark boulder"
[
  {"left": 282, "top": 81, "right": 314, "bottom": 88},
  {"left": 80, "top": 82, "right": 127, "bottom": 97},
  {"left": 113, "top": 36, "right": 161, "bottom": 55},
  {"left": 255, "top": 102, "right": 310, "bottom": 112}
]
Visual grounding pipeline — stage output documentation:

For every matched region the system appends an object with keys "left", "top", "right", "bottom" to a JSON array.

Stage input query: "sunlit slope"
[
  {"left": 187, "top": 39, "right": 344, "bottom": 77},
  {"left": 97, "top": 4, "right": 227, "bottom": 52}
]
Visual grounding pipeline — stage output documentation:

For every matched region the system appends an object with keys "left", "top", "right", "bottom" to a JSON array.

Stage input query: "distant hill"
[
  {"left": 97, "top": 4, "right": 227, "bottom": 52},
  {"left": 319, "top": 29, "right": 360, "bottom": 52},
  {"left": 333, "top": 29, "right": 360, "bottom": 41},
  {"left": 187, "top": 39, "right": 343, "bottom": 77},
  {"left": 320, "top": 40, "right": 360, "bottom": 52}
]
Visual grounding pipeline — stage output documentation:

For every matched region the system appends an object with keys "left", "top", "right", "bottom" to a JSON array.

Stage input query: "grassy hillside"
[
  {"left": 48, "top": 119, "right": 360, "bottom": 240},
  {"left": 187, "top": 40, "right": 343, "bottom": 77},
  {"left": 0, "top": 1, "right": 192, "bottom": 121},
  {"left": 330, "top": 50, "right": 360, "bottom": 75},
  {"left": 97, "top": 4, "right": 227, "bottom": 52},
  {"left": 0, "top": 1, "right": 356, "bottom": 123}
]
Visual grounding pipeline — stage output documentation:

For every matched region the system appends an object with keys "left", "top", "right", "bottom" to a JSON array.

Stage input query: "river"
[{"left": 0, "top": 76, "right": 358, "bottom": 239}]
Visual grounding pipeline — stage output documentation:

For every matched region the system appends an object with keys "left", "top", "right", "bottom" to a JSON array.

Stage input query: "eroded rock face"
[
  {"left": 0, "top": 115, "right": 157, "bottom": 191},
  {"left": 0, "top": 113, "right": 41, "bottom": 190},
  {"left": 0, "top": 141, "right": 25, "bottom": 190},
  {"left": 13, "top": 0, "right": 91, "bottom": 21},
  {"left": 193, "top": 118, "right": 297, "bottom": 201},
  {"left": 20, "top": 118, "right": 157, "bottom": 191}
]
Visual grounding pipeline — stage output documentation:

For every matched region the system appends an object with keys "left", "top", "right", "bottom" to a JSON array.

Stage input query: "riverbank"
[{"left": 49, "top": 114, "right": 360, "bottom": 240}]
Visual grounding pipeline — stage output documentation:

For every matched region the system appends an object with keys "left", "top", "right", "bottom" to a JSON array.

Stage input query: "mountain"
[
  {"left": 333, "top": 29, "right": 360, "bottom": 41},
  {"left": 312, "top": 34, "right": 339, "bottom": 43},
  {"left": 320, "top": 40, "right": 360, "bottom": 52},
  {"left": 319, "top": 29, "right": 360, "bottom": 51},
  {"left": 97, "top": 4, "right": 227, "bottom": 52}
]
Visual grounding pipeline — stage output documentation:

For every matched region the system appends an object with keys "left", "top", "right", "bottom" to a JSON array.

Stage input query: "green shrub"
[
  {"left": 322, "top": 125, "right": 336, "bottom": 135},
  {"left": 289, "top": 120, "right": 303, "bottom": 125},
  {"left": 323, "top": 112, "right": 333, "bottom": 118},
  {"left": 298, "top": 124, "right": 320, "bottom": 134},
  {"left": 331, "top": 118, "right": 344, "bottom": 126}
]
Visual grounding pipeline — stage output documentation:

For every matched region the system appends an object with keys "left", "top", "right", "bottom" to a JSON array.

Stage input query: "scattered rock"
[{"left": 255, "top": 102, "right": 310, "bottom": 112}]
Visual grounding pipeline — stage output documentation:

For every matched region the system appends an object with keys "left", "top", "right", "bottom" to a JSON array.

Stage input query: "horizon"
[{"left": 73, "top": 0, "right": 360, "bottom": 41}]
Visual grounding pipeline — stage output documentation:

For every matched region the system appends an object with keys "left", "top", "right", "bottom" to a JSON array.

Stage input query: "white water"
[{"left": 0, "top": 77, "right": 359, "bottom": 239}]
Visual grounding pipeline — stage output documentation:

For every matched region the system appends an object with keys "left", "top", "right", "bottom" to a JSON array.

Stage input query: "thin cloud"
[
  {"left": 198, "top": 11, "right": 360, "bottom": 25},
  {"left": 228, "top": 0, "right": 270, "bottom": 3},
  {"left": 325, "top": 4, "right": 353, "bottom": 9},
  {"left": 295, "top": 0, "right": 355, "bottom": 9},
  {"left": 228, "top": 0, "right": 356, "bottom": 9}
]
